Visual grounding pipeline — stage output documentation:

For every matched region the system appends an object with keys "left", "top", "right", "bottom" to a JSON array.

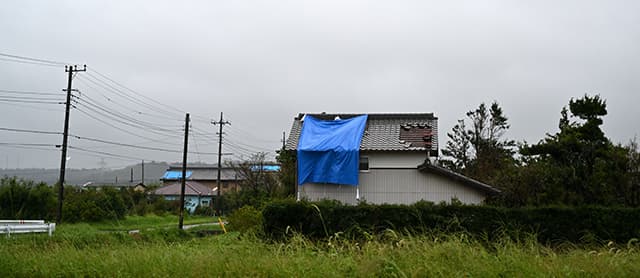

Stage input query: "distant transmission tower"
[{"left": 98, "top": 158, "right": 107, "bottom": 170}]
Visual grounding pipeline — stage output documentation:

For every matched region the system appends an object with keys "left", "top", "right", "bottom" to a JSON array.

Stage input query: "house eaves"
[{"left": 418, "top": 162, "right": 501, "bottom": 195}]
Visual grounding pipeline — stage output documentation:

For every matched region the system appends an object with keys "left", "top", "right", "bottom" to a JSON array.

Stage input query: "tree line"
[
  {"left": 2, "top": 94, "right": 636, "bottom": 222},
  {"left": 0, "top": 177, "right": 179, "bottom": 222},
  {"left": 442, "top": 94, "right": 640, "bottom": 207}
]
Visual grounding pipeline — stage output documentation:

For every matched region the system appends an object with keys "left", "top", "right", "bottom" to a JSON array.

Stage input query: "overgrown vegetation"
[
  {"left": 0, "top": 176, "right": 179, "bottom": 222},
  {"left": 1, "top": 221, "right": 639, "bottom": 277},
  {"left": 222, "top": 152, "right": 290, "bottom": 212},
  {"left": 226, "top": 205, "right": 263, "bottom": 234},
  {"left": 0, "top": 177, "right": 56, "bottom": 220},
  {"left": 263, "top": 200, "right": 640, "bottom": 244}
]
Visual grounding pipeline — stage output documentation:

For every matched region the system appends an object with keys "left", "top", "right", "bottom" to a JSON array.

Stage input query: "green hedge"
[{"left": 262, "top": 200, "right": 640, "bottom": 243}]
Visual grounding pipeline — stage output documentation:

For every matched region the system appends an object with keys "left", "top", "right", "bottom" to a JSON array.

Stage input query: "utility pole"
[
  {"left": 178, "top": 113, "right": 190, "bottom": 230},
  {"left": 57, "top": 65, "right": 86, "bottom": 223},
  {"left": 282, "top": 131, "right": 286, "bottom": 149},
  {"left": 141, "top": 160, "right": 145, "bottom": 185},
  {"left": 212, "top": 112, "right": 230, "bottom": 216}
]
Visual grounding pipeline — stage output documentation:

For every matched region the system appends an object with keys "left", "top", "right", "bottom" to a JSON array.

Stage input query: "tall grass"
[{"left": 2, "top": 224, "right": 640, "bottom": 277}]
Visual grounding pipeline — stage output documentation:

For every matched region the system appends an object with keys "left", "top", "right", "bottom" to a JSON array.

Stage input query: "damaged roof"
[{"left": 285, "top": 113, "right": 438, "bottom": 153}]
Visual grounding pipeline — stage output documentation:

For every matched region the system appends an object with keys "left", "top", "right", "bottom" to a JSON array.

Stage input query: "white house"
[{"left": 285, "top": 113, "right": 500, "bottom": 205}]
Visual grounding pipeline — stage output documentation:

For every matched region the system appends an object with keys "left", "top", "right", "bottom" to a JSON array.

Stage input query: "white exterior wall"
[
  {"left": 298, "top": 151, "right": 487, "bottom": 205},
  {"left": 365, "top": 151, "right": 427, "bottom": 168}
]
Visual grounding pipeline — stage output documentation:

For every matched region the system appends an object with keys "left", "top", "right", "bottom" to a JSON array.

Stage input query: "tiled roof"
[
  {"left": 418, "top": 162, "right": 501, "bottom": 194},
  {"left": 153, "top": 181, "right": 215, "bottom": 196},
  {"left": 285, "top": 113, "right": 438, "bottom": 153}
]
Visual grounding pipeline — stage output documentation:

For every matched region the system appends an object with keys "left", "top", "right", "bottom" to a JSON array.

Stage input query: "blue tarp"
[
  {"left": 297, "top": 115, "right": 368, "bottom": 186},
  {"left": 162, "top": 171, "right": 192, "bottom": 180}
]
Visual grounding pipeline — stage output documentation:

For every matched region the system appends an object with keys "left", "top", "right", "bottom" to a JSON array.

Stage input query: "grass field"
[
  {"left": 2, "top": 217, "right": 640, "bottom": 277},
  {"left": 89, "top": 214, "right": 217, "bottom": 231}
]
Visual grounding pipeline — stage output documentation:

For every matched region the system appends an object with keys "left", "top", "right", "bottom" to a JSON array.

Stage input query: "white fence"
[{"left": 0, "top": 220, "right": 56, "bottom": 237}]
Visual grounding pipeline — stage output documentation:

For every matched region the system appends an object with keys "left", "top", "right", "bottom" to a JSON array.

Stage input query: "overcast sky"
[{"left": 1, "top": 0, "right": 639, "bottom": 169}]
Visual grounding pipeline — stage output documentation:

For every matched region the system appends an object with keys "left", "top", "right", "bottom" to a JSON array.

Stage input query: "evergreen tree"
[
  {"left": 276, "top": 149, "right": 296, "bottom": 197},
  {"left": 519, "top": 94, "right": 630, "bottom": 206},
  {"left": 442, "top": 101, "right": 515, "bottom": 183}
]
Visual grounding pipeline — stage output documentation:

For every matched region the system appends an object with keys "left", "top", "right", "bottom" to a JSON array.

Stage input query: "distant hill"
[{"left": 0, "top": 161, "right": 170, "bottom": 186}]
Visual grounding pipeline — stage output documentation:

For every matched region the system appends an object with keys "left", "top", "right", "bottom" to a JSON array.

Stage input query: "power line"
[
  {"left": 80, "top": 72, "right": 185, "bottom": 119},
  {"left": 85, "top": 67, "right": 214, "bottom": 122},
  {"left": 70, "top": 135, "right": 182, "bottom": 153},
  {"left": 0, "top": 127, "right": 265, "bottom": 159},
  {"left": 69, "top": 134, "right": 219, "bottom": 155},
  {"left": 73, "top": 103, "right": 180, "bottom": 138},
  {"left": 79, "top": 133, "right": 181, "bottom": 149},
  {"left": 226, "top": 125, "right": 281, "bottom": 143},
  {"left": 0, "top": 101, "right": 63, "bottom": 112},
  {"left": 0, "top": 99, "right": 63, "bottom": 104},
  {"left": 190, "top": 129, "right": 217, "bottom": 137},
  {"left": 0, "top": 127, "right": 62, "bottom": 135},
  {"left": 0, "top": 57, "right": 61, "bottom": 68},
  {"left": 191, "top": 119, "right": 279, "bottom": 154},
  {"left": 68, "top": 146, "right": 148, "bottom": 161},
  {"left": 74, "top": 77, "right": 184, "bottom": 123},
  {"left": 77, "top": 74, "right": 182, "bottom": 121},
  {"left": 189, "top": 127, "right": 277, "bottom": 158},
  {"left": 77, "top": 92, "right": 182, "bottom": 128},
  {"left": 0, "top": 142, "right": 57, "bottom": 147},
  {"left": 0, "top": 95, "right": 64, "bottom": 101},
  {"left": 189, "top": 126, "right": 203, "bottom": 162},
  {"left": 74, "top": 93, "right": 181, "bottom": 133},
  {"left": 0, "top": 52, "right": 67, "bottom": 65},
  {"left": 0, "top": 89, "right": 63, "bottom": 96},
  {"left": 73, "top": 106, "right": 181, "bottom": 143},
  {"left": 87, "top": 67, "right": 187, "bottom": 117},
  {"left": 225, "top": 137, "right": 276, "bottom": 153},
  {"left": 0, "top": 144, "right": 59, "bottom": 152}
]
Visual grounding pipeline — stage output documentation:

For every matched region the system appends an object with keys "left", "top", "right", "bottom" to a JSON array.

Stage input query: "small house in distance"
[
  {"left": 160, "top": 165, "right": 241, "bottom": 193},
  {"left": 81, "top": 182, "right": 146, "bottom": 192},
  {"left": 285, "top": 113, "right": 500, "bottom": 205},
  {"left": 152, "top": 181, "right": 213, "bottom": 213}
]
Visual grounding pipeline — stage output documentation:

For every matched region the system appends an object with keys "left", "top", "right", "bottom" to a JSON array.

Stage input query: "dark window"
[{"left": 359, "top": 156, "right": 369, "bottom": 171}]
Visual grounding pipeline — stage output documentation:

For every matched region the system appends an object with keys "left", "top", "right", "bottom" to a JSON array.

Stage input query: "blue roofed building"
[
  {"left": 159, "top": 164, "right": 281, "bottom": 195},
  {"left": 160, "top": 165, "right": 242, "bottom": 193}
]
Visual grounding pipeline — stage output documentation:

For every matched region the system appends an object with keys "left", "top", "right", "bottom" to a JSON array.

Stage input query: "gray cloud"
[{"left": 1, "top": 0, "right": 638, "bottom": 169}]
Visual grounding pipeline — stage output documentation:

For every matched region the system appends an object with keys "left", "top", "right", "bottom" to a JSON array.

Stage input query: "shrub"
[
  {"left": 228, "top": 205, "right": 263, "bottom": 234},
  {"left": 63, "top": 188, "right": 127, "bottom": 223},
  {"left": 194, "top": 205, "right": 215, "bottom": 216},
  {"left": 0, "top": 177, "right": 56, "bottom": 220},
  {"left": 222, "top": 189, "right": 271, "bottom": 213},
  {"left": 262, "top": 200, "right": 640, "bottom": 244}
]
